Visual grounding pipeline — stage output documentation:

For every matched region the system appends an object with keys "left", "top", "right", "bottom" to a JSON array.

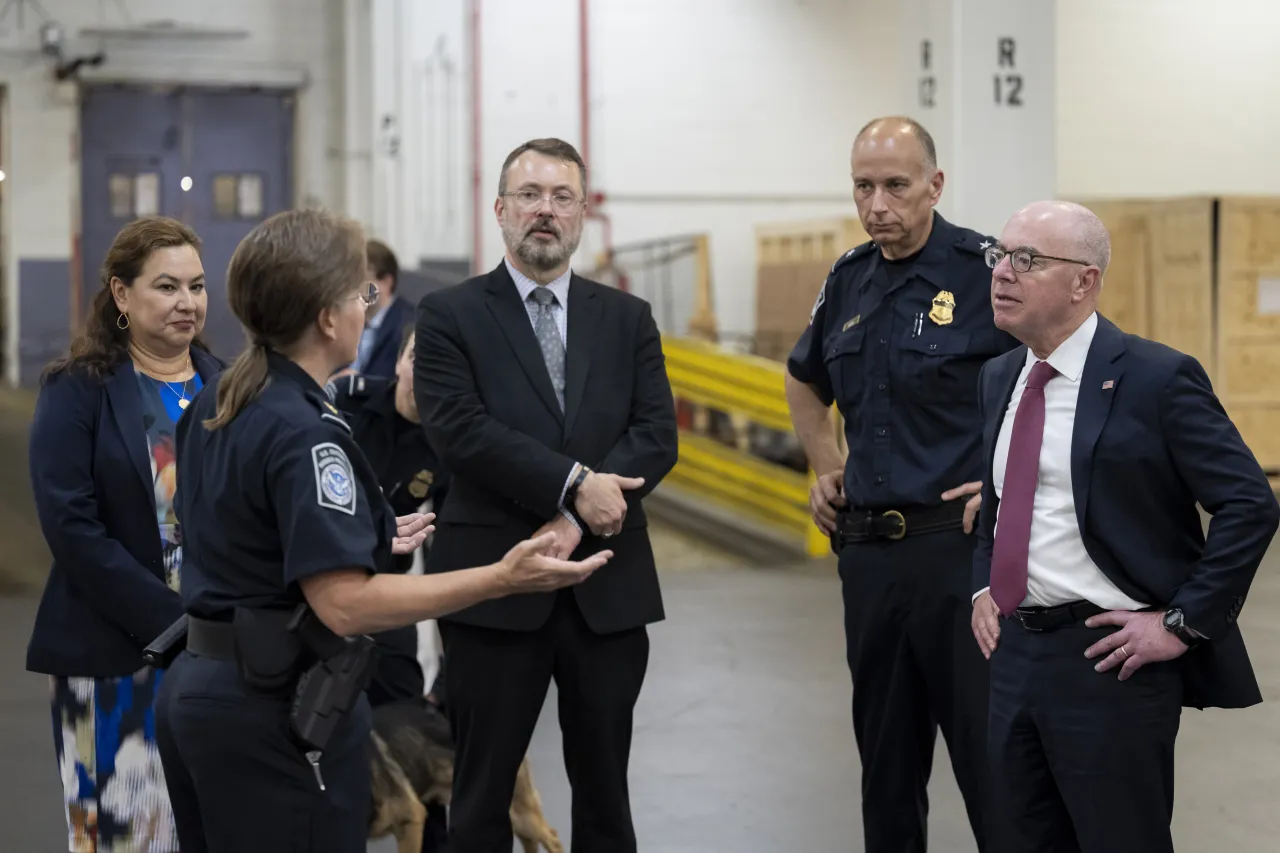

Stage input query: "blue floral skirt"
[{"left": 50, "top": 669, "right": 179, "bottom": 853}]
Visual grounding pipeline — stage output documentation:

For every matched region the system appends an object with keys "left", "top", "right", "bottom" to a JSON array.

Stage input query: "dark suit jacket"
[
  {"left": 973, "top": 315, "right": 1279, "bottom": 709},
  {"left": 26, "top": 345, "right": 224, "bottom": 677},
  {"left": 413, "top": 261, "right": 679, "bottom": 634},
  {"left": 362, "top": 296, "right": 414, "bottom": 380}
]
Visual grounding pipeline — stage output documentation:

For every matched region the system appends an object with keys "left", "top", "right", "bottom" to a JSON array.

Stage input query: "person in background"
[
  {"left": 784, "top": 116, "right": 1019, "bottom": 852},
  {"left": 349, "top": 238, "right": 414, "bottom": 379},
  {"left": 327, "top": 325, "right": 451, "bottom": 851},
  {"left": 972, "top": 200, "right": 1280, "bottom": 853},
  {"left": 26, "top": 216, "right": 220, "bottom": 853}
]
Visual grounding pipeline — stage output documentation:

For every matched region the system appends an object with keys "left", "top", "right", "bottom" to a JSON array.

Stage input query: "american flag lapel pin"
[{"left": 1102, "top": 380, "right": 1115, "bottom": 390}]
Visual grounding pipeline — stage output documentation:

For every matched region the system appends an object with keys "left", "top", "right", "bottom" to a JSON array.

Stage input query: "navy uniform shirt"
[
  {"left": 325, "top": 372, "right": 450, "bottom": 575},
  {"left": 787, "top": 211, "right": 1021, "bottom": 509},
  {"left": 175, "top": 352, "right": 396, "bottom": 619}
]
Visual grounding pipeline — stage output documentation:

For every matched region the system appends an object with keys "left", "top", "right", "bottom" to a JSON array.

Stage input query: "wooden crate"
[
  {"left": 1075, "top": 197, "right": 1216, "bottom": 378},
  {"left": 1216, "top": 197, "right": 1280, "bottom": 472},
  {"left": 754, "top": 217, "right": 869, "bottom": 362}
]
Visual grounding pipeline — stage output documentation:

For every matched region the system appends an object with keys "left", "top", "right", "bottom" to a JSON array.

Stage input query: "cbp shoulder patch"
[
  {"left": 809, "top": 282, "right": 827, "bottom": 324},
  {"left": 312, "top": 442, "right": 357, "bottom": 515}
]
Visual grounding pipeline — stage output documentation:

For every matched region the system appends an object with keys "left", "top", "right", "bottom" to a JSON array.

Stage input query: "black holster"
[
  {"left": 218, "top": 604, "right": 378, "bottom": 753},
  {"left": 283, "top": 607, "right": 378, "bottom": 753}
]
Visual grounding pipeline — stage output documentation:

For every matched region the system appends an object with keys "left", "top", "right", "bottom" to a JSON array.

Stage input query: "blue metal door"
[
  {"left": 79, "top": 86, "right": 185, "bottom": 322},
  {"left": 80, "top": 85, "right": 295, "bottom": 361}
]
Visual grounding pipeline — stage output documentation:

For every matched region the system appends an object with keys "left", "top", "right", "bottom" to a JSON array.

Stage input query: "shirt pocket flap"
[{"left": 824, "top": 327, "right": 866, "bottom": 362}]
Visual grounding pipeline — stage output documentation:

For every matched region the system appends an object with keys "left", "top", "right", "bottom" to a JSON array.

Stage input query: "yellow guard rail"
[{"left": 662, "top": 336, "right": 830, "bottom": 557}]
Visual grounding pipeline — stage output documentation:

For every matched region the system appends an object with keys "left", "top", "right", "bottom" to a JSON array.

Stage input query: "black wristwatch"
[
  {"left": 1162, "top": 607, "right": 1201, "bottom": 647},
  {"left": 565, "top": 465, "right": 591, "bottom": 503}
]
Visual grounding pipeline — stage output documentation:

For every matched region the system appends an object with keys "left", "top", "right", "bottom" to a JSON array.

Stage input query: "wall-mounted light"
[{"left": 181, "top": 176, "right": 192, "bottom": 192}]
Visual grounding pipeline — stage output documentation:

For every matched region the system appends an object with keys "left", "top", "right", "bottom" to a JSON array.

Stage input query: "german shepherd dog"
[{"left": 367, "top": 696, "right": 565, "bottom": 853}]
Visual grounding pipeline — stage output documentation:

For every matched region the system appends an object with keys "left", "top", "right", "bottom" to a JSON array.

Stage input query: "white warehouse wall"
[
  {"left": 0, "top": 0, "right": 346, "bottom": 385},
  {"left": 379, "top": 0, "right": 903, "bottom": 343},
  {"left": 1055, "top": 0, "right": 1280, "bottom": 199}
]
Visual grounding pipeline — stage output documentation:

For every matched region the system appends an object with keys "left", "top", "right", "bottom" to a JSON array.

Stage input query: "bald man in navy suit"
[{"left": 969, "top": 200, "right": 1279, "bottom": 853}]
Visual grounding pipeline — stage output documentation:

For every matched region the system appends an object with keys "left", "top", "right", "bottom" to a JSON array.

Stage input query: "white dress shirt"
[{"left": 984, "top": 312, "right": 1147, "bottom": 610}]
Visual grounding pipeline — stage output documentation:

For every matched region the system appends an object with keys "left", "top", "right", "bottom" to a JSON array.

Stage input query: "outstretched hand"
[{"left": 497, "top": 532, "right": 612, "bottom": 594}]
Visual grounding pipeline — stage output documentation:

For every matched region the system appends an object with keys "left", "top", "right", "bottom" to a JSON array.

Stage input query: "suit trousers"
[
  {"left": 439, "top": 587, "right": 650, "bottom": 853},
  {"left": 989, "top": 613, "right": 1183, "bottom": 853},
  {"left": 838, "top": 527, "right": 993, "bottom": 853}
]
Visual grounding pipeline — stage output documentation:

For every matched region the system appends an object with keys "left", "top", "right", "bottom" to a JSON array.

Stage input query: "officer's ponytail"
[{"left": 204, "top": 208, "right": 367, "bottom": 430}]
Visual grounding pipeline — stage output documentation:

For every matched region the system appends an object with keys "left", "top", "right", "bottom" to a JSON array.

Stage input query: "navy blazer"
[
  {"left": 973, "top": 315, "right": 1279, "bottom": 709},
  {"left": 361, "top": 296, "right": 414, "bottom": 380},
  {"left": 26, "top": 346, "right": 223, "bottom": 678}
]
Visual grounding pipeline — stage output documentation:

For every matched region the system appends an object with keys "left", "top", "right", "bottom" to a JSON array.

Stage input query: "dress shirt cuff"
[
  {"left": 972, "top": 586, "right": 990, "bottom": 605},
  {"left": 559, "top": 506, "right": 583, "bottom": 534},
  {"left": 559, "top": 462, "right": 582, "bottom": 509}
]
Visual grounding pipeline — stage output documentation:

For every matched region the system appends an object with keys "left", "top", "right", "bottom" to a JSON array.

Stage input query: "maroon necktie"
[{"left": 990, "top": 360, "right": 1057, "bottom": 616}]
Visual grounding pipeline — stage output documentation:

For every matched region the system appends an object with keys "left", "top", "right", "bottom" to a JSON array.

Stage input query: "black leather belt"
[
  {"left": 1010, "top": 600, "right": 1106, "bottom": 632},
  {"left": 833, "top": 501, "right": 966, "bottom": 548},
  {"left": 187, "top": 616, "right": 237, "bottom": 661}
]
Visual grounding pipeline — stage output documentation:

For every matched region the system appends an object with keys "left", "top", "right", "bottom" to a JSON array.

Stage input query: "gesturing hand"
[
  {"left": 940, "top": 481, "right": 983, "bottom": 533},
  {"left": 1084, "top": 610, "right": 1190, "bottom": 681},
  {"left": 971, "top": 590, "right": 1001, "bottom": 659},
  {"left": 497, "top": 532, "right": 612, "bottom": 593},
  {"left": 809, "top": 470, "right": 846, "bottom": 535},
  {"left": 392, "top": 512, "right": 435, "bottom": 554}
]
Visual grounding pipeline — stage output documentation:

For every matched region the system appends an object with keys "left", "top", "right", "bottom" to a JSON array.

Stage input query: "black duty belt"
[
  {"left": 834, "top": 501, "right": 966, "bottom": 548},
  {"left": 1010, "top": 601, "right": 1106, "bottom": 632},
  {"left": 187, "top": 616, "right": 237, "bottom": 661}
]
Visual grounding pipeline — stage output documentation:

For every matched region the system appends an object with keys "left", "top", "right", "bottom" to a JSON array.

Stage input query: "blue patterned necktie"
[{"left": 529, "top": 287, "right": 565, "bottom": 410}]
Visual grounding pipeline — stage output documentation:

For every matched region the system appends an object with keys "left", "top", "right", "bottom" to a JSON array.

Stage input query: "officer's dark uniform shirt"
[
  {"left": 324, "top": 372, "right": 451, "bottom": 705},
  {"left": 787, "top": 211, "right": 1021, "bottom": 510},
  {"left": 175, "top": 352, "right": 396, "bottom": 619}
]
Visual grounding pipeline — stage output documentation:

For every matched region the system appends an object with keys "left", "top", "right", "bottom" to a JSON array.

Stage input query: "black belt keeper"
[
  {"left": 186, "top": 616, "right": 237, "bottom": 660},
  {"left": 832, "top": 501, "right": 967, "bottom": 551}
]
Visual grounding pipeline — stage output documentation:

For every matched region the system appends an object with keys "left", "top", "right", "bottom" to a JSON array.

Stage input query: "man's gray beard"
[{"left": 505, "top": 221, "right": 581, "bottom": 272}]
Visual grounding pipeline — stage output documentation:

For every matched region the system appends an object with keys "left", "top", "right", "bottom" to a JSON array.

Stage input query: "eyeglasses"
[
  {"left": 353, "top": 281, "right": 378, "bottom": 307},
  {"left": 985, "top": 245, "right": 1093, "bottom": 274},
  {"left": 502, "top": 190, "right": 584, "bottom": 215}
]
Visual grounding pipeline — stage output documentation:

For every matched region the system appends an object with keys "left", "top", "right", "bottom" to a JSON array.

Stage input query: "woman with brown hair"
[
  {"left": 154, "top": 207, "right": 606, "bottom": 853},
  {"left": 26, "top": 216, "right": 220, "bottom": 853}
]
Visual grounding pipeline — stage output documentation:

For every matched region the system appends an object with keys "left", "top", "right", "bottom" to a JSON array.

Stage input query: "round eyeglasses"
[
  {"left": 502, "top": 190, "right": 584, "bottom": 215},
  {"left": 985, "top": 245, "right": 1092, "bottom": 273}
]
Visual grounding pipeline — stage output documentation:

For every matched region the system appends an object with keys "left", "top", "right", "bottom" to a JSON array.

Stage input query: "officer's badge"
[
  {"left": 312, "top": 442, "right": 357, "bottom": 515},
  {"left": 842, "top": 314, "right": 861, "bottom": 332},
  {"left": 408, "top": 469, "right": 434, "bottom": 499},
  {"left": 929, "top": 291, "right": 956, "bottom": 326}
]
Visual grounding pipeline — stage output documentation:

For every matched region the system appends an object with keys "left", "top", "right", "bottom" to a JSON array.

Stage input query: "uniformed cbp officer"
[
  {"left": 785, "top": 116, "right": 1019, "bottom": 852},
  {"left": 154, "top": 208, "right": 611, "bottom": 853}
]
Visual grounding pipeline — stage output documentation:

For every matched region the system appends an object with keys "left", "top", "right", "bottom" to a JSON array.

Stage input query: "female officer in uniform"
[{"left": 154, "top": 208, "right": 610, "bottom": 853}]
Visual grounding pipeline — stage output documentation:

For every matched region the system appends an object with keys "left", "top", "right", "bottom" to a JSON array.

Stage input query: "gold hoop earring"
[{"left": 117, "top": 313, "right": 129, "bottom": 330}]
